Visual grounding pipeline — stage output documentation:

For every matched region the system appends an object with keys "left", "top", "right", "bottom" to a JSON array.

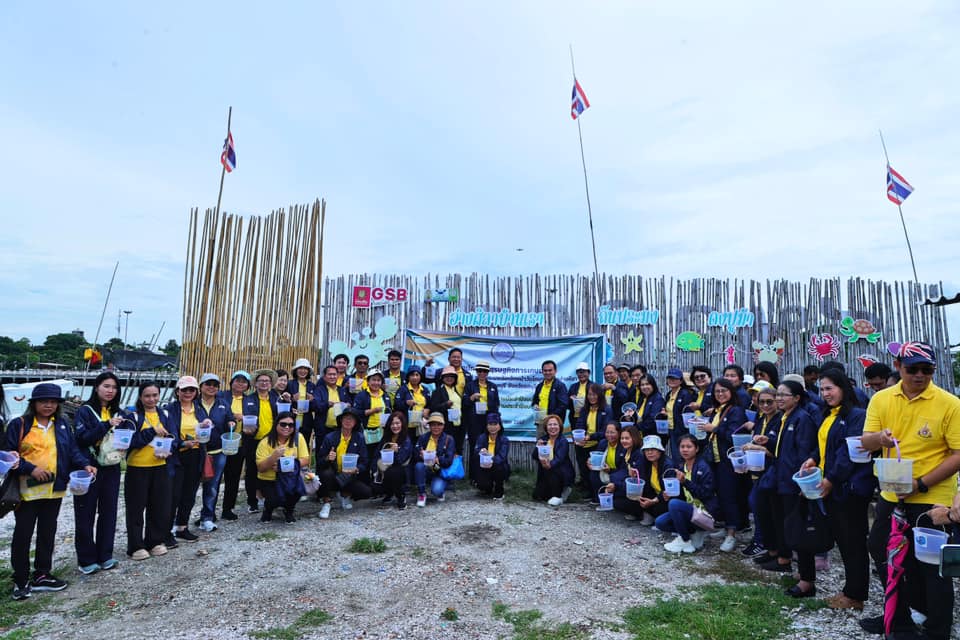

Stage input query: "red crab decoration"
[{"left": 807, "top": 333, "right": 841, "bottom": 362}]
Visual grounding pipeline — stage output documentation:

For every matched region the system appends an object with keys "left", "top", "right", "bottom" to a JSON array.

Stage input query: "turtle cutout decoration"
[{"left": 839, "top": 317, "right": 882, "bottom": 344}]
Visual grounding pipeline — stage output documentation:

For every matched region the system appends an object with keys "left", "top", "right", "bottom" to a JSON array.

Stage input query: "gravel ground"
[{"left": 0, "top": 479, "right": 956, "bottom": 640}]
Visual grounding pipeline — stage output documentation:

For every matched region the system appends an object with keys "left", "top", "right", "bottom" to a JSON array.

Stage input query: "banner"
[{"left": 403, "top": 329, "right": 607, "bottom": 441}]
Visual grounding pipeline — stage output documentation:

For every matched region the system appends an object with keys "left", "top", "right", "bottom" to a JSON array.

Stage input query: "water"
[{"left": 2, "top": 380, "right": 175, "bottom": 420}]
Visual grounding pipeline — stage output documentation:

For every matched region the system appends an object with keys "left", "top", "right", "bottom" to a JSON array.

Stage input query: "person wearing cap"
[
  {"left": 429, "top": 366, "right": 466, "bottom": 456},
  {"left": 661, "top": 367, "right": 695, "bottom": 463},
  {"left": 658, "top": 433, "right": 719, "bottom": 554},
  {"left": 860, "top": 341, "right": 960, "bottom": 638},
  {"left": 463, "top": 360, "right": 500, "bottom": 482},
  {"left": 255, "top": 411, "right": 311, "bottom": 523},
  {"left": 568, "top": 362, "right": 592, "bottom": 429},
  {"left": 4, "top": 383, "right": 95, "bottom": 599},
  {"left": 475, "top": 412, "right": 510, "bottom": 500},
  {"left": 165, "top": 375, "right": 207, "bottom": 546},
  {"left": 532, "top": 414, "right": 575, "bottom": 507},
  {"left": 197, "top": 373, "right": 231, "bottom": 533},
  {"left": 600, "top": 426, "right": 643, "bottom": 515},
  {"left": 72, "top": 372, "right": 130, "bottom": 575},
  {"left": 376, "top": 411, "right": 413, "bottom": 509},
  {"left": 574, "top": 383, "right": 612, "bottom": 489},
  {"left": 353, "top": 369, "right": 393, "bottom": 481},
  {"left": 384, "top": 350, "right": 404, "bottom": 405},
  {"left": 220, "top": 370, "right": 252, "bottom": 521},
  {"left": 316, "top": 407, "right": 371, "bottom": 518},
  {"left": 616, "top": 363, "right": 630, "bottom": 386},
  {"left": 423, "top": 347, "right": 473, "bottom": 395},
  {"left": 396, "top": 365, "right": 432, "bottom": 438},
  {"left": 531, "top": 360, "right": 568, "bottom": 428},
  {"left": 413, "top": 412, "right": 457, "bottom": 507},
  {"left": 288, "top": 358, "right": 317, "bottom": 449},
  {"left": 239, "top": 369, "right": 281, "bottom": 514},
  {"left": 311, "top": 365, "right": 352, "bottom": 444},
  {"left": 625, "top": 434, "right": 673, "bottom": 525},
  {"left": 124, "top": 381, "right": 178, "bottom": 561},
  {"left": 601, "top": 364, "right": 629, "bottom": 419}
]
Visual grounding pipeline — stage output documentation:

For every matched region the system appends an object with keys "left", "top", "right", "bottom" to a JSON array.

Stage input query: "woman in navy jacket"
[
  {"left": 629, "top": 435, "right": 674, "bottom": 523},
  {"left": 574, "top": 384, "right": 612, "bottom": 489},
  {"left": 474, "top": 412, "right": 510, "bottom": 499},
  {"left": 396, "top": 366, "right": 432, "bottom": 437},
  {"left": 376, "top": 411, "right": 413, "bottom": 509},
  {"left": 4, "top": 383, "right": 94, "bottom": 597},
  {"left": 799, "top": 370, "right": 873, "bottom": 607},
  {"left": 72, "top": 372, "right": 130, "bottom": 574},
  {"left": 196, "top": 374, "right": 231, "bottom": 532},
  {"left": 604, "top": 426, "right": 643, "bottom": 515},
  {"left": 315, "top": 408, "right": 370, "bottom": 519},
  {"left": 701, "top": 378, "right": 747, "bottom": 552},
  {"left": 633, "top": 374, "right": 666, "bottom": 437},
  {"left": 165, "top": 377, "right": 206, "bottom": 546},
  {"left": 414, "top": 412, "right": 458, "bottom": 506},
  {"left": 661, "top": 369, "right": 696, "bottom": 464},
  {"left": 311, "top": 365, "right": 351, "bottom": 441},
  {"left": 287, "top": 358, "right": 316, "bottom": 448},
  {"left": 532, "top": 414, "right": 575, "bottom": 506},
  {"left": 655, "top": 433, "right": 719, "bottom": 553},
  {"left": 587, "top": 422, "right": 621, "bottom": 500},
  {"left": 463, "top": 362, "right": 500, "bottom": 482}
]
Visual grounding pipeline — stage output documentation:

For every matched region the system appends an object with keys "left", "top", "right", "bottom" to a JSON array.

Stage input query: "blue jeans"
[
  {"left": 200, "top": 452, "right": 228, "bottom": 521},
  {"left": 414, "top": 462, "right": 447, "bottom": 497},
  {"left": 654, "top": 499, "right": 694, "bottom": 541}
]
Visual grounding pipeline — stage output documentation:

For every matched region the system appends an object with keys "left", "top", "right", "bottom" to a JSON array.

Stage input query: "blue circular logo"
[{"left": 490, "top": 342, "right": 515, "bottom": 363}]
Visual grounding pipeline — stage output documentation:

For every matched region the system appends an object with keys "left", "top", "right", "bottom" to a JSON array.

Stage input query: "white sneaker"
[
  {"left": 624, "top": 514, "right": 638, "bottom": 521},
  {"left": 640, "top": 513, "right": 655, "bottom": 526},
  {"left": 720, "top": 535, "right": 737, "bottom": 552},
  {"left": 560, "top": 486, "right": 572, "bottom": 503},
  {"left": 690, "top": 530, "right": 707, "bottom": 549},
  {"left": 341, "top": 497, "right": 353, "bottom": 510},
  {"left": 664, "top": 535, "right": 695, "bottom": 554},
  {"left": 416, "top": 494, "right": 426, "bottom": 508},
  {"left": 436, "top": 495, "right": 445, "bottom": 502},
  {"left": 708, "top": 529, "right": 726, "bottom": 538},
  {"left": 318, "top": 503, "right": 331, "bottom": 519},
  {"left": 547, "top": 497, "right": 563, "bottom": 507},
  {"left": 199, "top": 520, "right": 216, "bottom": 533}
]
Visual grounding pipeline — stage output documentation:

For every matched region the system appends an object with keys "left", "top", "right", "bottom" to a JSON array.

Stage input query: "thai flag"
[
  {"left": 887, "top": 164, "right": 913, "bottom": 205},
  {"left": 571, "top": 79, "right": 590, "bottom": 120},
  {"left": 221, "top": 132, "right": 236, "bottom": 173}
]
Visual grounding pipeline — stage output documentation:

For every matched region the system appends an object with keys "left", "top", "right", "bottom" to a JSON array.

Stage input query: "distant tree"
[
  {"left": 162, "top": 339, "right": 181, "bottom": 357},
  {"left": 42, "top": 332, "right": 86, "bottom": 352},
  {"left": 0, "top": 336, "right": 34, "bottom": 369}
]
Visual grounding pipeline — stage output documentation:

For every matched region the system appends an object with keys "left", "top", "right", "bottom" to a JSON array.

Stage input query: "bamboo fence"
[{"left": 180, "top": 200, "right": 325, "bottom": 380}]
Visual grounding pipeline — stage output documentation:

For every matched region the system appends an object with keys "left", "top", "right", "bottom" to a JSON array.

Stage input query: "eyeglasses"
[
  {"left": 180, "top": 388, "right": 197, "bottom": 393},
  {"left": 277, "top": 422, "right": 295, "bottom": 428},
  {"left": 904, "top": 365, "right": 934, "bottom": 375},
  {"left": 693, "top": 374, "right": 708, "bottom": 380},
  {"left": 775, "top": 392, "right": 793, "bottom": 398},
  {"left": 757, "top": 399, "right": 775, "bottom": 405}
]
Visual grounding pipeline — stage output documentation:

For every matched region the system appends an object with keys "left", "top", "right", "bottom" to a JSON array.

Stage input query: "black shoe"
[
  {"left": 175, "top": 528, "right": 199, "bottom": 542},
  {"left": 12, "top": 584, "right": 31, "bottom": 600},
  {"left": 30, "top": 573, "right": 67, "bottom": 592},
  {"left": 754, "top": 553, "right": 778, "bottom": 565},
  {"left": 247, "top": 505, "right": 260, "bottom": 514},
  {"left": 164, "top": 535, "right": 180, "bottom": 549},
  {"left": 381, "top": 495, "right": 393, "bottom": 505},
  {"left": 221, "top": 510, "right": 238, "bottom": 521},
  {"left": 741, "top": 541, "right": 765, "bottom": 557},
  {"left": 260, "top": 514, "right": 272, "bottom": 523},
  {"left": 396, "top": 495, "right": 406, "bottom": 510},
  {"left": 785, "top": 584, "right": 816, "bottom": 598},
  {"left": 760, "top": 559, "right": 792, "bottom": 573},
  {"left": 858, "top": 615, "right": 918, "bottom": 636},
  {"left": 284, "top": 512, "right": 296, "bottom": 524}
]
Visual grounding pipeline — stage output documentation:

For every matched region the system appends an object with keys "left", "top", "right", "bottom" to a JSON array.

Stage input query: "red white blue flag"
[
  {"left": 886, "top": 164, "right": 913, "bottom": 204},
  {"left": 571, "top": 79, "right": 590, "bottom": 120},
  {"left": 221, "top": 132, "right": 236, "bottom": 173}
]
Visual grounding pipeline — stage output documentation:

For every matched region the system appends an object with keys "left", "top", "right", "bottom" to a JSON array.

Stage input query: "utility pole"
[{"left": 123, "top": 310, "right": 132, "bottom": 347}]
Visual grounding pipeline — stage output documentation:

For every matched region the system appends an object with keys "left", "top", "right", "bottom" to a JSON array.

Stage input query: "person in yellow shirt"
[
  {"left": 475, "top": 413, "right": 510, "bottom": 500},
  {"left": 255, "top": 412, "right": 310, "bottom": 523},
  {"left": 384, "top": 350, "right": 404, "bottom": 404},
  {"left": 397, "top": 366, "right": 432, "bottom": 438},
  {"left": 859, "top": 342, "right": 960, "bottom": 638},
  {"left": 333, "top": 353, "right": 350, "bottom": 388},
  {"left": 220, "top": 370, "right": 251, "bottom": 521},
  {"left": 168, "top": 376, "right": 204, "bottom": 547},
  {"left": 240, "top": 369, "right": 279, "bottom": 514}
]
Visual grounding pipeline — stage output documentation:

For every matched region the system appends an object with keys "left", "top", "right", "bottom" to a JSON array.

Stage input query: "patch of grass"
[
  {"left": 622, "top": 583, "right": 822, "bottom": 640},
  {"left": 239, "top": 532, "right": 281, "bottom": 542},
  {"left": 503, "top": 470, "right": 536, "bottom": 503},
  {"left": 347, "top": 537, "right": 386, "bottom": 553},
  {"left": 504, "top": 514, "right": 525, "bottom": 525},
  {"left": 492, "top": 602, "right": 587, "bottom": 640},
  {"left": 411, "top": 546, "right": 427, "bottom": 559},
  {"left": 0, "top": 594, "right": 51, "bottom": 629},
  {"left": 441, "top": 607, "right": 459, "bottom": 621},
  {"left": 72, "top": 596, "right": 122, "bottom": 622},
  {"left": 248, "top": 608, "right": 331, "bottom": 640},
  {"left": 1, "top": 628, "right": 36, "bottom": 640}
]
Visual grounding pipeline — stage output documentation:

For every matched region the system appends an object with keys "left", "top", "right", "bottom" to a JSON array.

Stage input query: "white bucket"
[
  {"left": 914, "top": 527, "right": 949, "bottom": 565},
  {"left": 380, "top": 448, "right": 395, "bottom": 465},
  {"left": 732, "top": 434, "right": 752, "bottom": 450},
  {"left": 195, "top": 425, "right": 212, "bottom": 443},
  {"left": 277, "top": 402, "right": 292, "bottom": 413},
  {"left": 112, "top": 429, "right": 134, "bottom": 450},
  {"left": 597, "top": 491, "right": 614, "bottom": 510},
  {"left": 572, "top": 397, "right": 585, "bottom": 411},
  {"left": 348, "top": 378, "right": 360, "bottom": 393},
  {"left": 297, "top": 399, "right": 310, "bottom": 413},
  {"left": 334, "top": 402, "right": 347, "bottom": 417},
  {"left": 728, "top": 449, "right": 748, "bottom": 474},
  {"left": 655, "top": 419, "right": 669, "bottom": 435},
  {"left": 845, "top": 436, "right": 871, "bottom": 463},
  {"left": 534, "top": 409, "right": 546, "bottom": 425},
  {"left": 448, "top": 408, "right": 461, "bottom": 422},
  {"left": 572, "top": 429, "right": 586, "bottom": 443},
  {"left": 479, "top": 453, "right": 493, "bottom": 468},
  {"left": 425, "top": 366, "right": 439, "bottom": 379},
  {"left": 792, "top": 468, "right": 823, "bottom": 500},
  {"left": 422, "top": 450, "right": 437, "bottom": 465},
  {"left": 876, "top": 457, "right": 914, "bottom": 494},
  {"left": 745, "top": 448, "right": 765, "bottom": 472},
  {"left": 588, "top": 450, "right": 605, "bottom": 469},
  {"left": 625, "top": 477, "right": 645, "bottom": 497},
  {"left": 537, "top": 444, "right": 552, "bottom": 459},
  {"left": 279, "top": 456, "right": 295, "bottom": 473},
  {"left": 475, "top": 401, "right": 488, "bottom": 414},
  {"left": 408, "top": 409, "right": 422, "bottom": 424},
  {"left": 241, "top": 415, "right": 258, "bottom": 434},
  {"left": 222, "top": 432, "right": 241, "bottom": 455},
  {"left": 152, "top": 437, "right": 173, "bottom": 457},
  {"left": 68, "top": 470, "right": 95, "bottom": 495},
  {"left": 663, "top": 469, "right": 681, "bottom": 497},
  {"left": 341, "top": 453, "right": 359, "bottom": 471}
]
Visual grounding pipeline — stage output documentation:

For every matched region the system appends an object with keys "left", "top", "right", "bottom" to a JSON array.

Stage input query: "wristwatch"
[{"left": 916, "top": 478, "right": 929, "bottom": 493}]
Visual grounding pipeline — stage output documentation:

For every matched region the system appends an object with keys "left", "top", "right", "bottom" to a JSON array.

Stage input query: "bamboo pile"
[{"left": 180, "top": 199, "right": 326, "bottom": 380}]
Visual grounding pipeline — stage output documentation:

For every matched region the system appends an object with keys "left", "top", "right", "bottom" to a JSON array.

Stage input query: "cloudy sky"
[{"left": 2, "top": 1, "right": 958, "bottom": 347}]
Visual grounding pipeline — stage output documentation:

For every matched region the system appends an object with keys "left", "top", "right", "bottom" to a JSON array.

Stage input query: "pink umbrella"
[{"left": 883, "top": 440, "right": 909, "bottom": 636}]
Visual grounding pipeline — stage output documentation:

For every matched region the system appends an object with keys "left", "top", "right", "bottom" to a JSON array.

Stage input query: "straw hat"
[
  {"left": 252, "top": 369, "right": 278, "bottom": 386},
  {"left": 427, "top": 412, "right": 446, "bottom": 425}
]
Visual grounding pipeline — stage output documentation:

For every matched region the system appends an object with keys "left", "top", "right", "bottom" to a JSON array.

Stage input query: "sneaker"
[
  {"left": 397, "top": 495, "right": 407, "bottom": 510},
  {"left": 247, "top": 505, "right": 260, "bottom": 514},
  {"left": 640, "top": 513, "right": 655, "bottom": 526},
  {"left": 664, "top": 535, "right": 696, "bottom": 554},
  {"left": 318, "top": 503, "right": 332, "bottom": 519},
  {"left": 341, "top": 496, "right": 354, "bottom": 510},
  {"left": 100, "top": 558, "right": 119, "bottom": 571},
  {"left": 381, "top": 495, "right": 393, "bottom": 506},
  {"left": 149, "top": 544, "right": 168, "bottom": 557},
  {"left": 131, "top": 549, "right": 150, "bottom": 561},
  {"left": 78, "top": 563, "right": 100, "bottom": 576},
  {"left": 221, "top": 510, "right": 238, "bottom": 521},
  {"left": 560, "top": 486, "right": 573, "bottom": 503},
  {"left": 690, "top": 530, "right": 707, "bottom": 550},
  {"left": 492, "top": 496, "right": 503, "bottom": 502},
  {"left": 719, "top": 535, "right": 737, "bottom": 553},
  {"left": 741, "top": 542, "right": 766, "bottom": 558},
  {"left": 12, "top": 584, "right": 31, "bottom": 601},
  {"left": 624, "top": 514, "right": 638, "bottom": 521},
  {"left": 857, "top": 615, "right": 918, "bottom": 636},
  {"left": 164, "top": 535, "right": 179, "bottom": 549},
  {"left": 284, "top": 513, "right": 296, "bottom": 524},
  {"left": 416, "top": 494, "right": 427, "bottom": 508},
  {"left": 436, "top": 495, "right": 445, "bottom": 503},
  {"left": 547, "top": 497, "right": 563, "bottom": 507},
  {"left": 175, "top": 529, "right": 199, "bottom": 542},
  {"left": 30, "top": 573, "right": 67, "bottom": 592},
  {"left": 199, "top": 520, "right": 216, "bottom": 533}
]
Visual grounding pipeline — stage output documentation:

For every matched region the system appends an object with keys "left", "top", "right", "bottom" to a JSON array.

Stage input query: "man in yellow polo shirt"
[{"left": 860, "top": 341, "right": 960, "bottom": 639}]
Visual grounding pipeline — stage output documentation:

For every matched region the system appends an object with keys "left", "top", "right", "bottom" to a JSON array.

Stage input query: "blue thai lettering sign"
[
  {"left": 707, "top": 308, "right": 755, "bottom": 335},
  {"left": 597, "top": 305, "right": 660, "bottom": 326},
  {"left": 447, "top": 307, "right": 544, "bottom": 329}
]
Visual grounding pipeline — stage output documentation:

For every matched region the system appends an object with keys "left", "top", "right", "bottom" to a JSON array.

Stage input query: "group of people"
[{"left": 1, "top": 343, "right": 959, "bottom": 640}]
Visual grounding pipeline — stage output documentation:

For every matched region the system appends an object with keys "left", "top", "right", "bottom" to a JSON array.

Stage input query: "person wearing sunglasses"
[
  {"left": 255, "top": 412, "right": 310, "bottom": 523},
  {"left": 859, "top": 342, "right": 960, "bottom": 639}
]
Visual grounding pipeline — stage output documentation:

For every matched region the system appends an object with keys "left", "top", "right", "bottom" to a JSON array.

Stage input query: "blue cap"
[
  {"left": 406, "top": 365, "right": 422, "bottom": 380},
  {"left": 31, "top": 383, "right": 63, "bottom": 401},
  {"left": 486, "top": 412, "right": 501, "bottom": 424},
  {"left": 666, "top": 367, "right": 683, "bottom": 379},
  {"left": 230, "top": 370, "right": 252, "bottom": 383}
]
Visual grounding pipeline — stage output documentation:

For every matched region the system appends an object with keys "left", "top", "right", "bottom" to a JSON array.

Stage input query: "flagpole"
[
  {"left": 879, "top": 129, "right": 920, "bottom": 286},
  {"left": 215, "top": 106, "right": 232, "bottom": 217},
  {"left": 570, "top": 45, "right": 602, "bottom": 304}
]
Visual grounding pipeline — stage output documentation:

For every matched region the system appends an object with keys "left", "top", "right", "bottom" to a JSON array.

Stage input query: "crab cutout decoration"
[
  {"left": 839, "top": 317, "right": 882, "bottom": 344},
  {"left": 621, "top": 330, "right": 644, "bottom": 355},
  {"left": 752, "top": 339, "right": 785, "bottom": 364},
  {"left": 807, "top": 333, "right": 841, "bottom": 362}
]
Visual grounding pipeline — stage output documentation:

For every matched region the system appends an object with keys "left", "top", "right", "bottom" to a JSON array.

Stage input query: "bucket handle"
[
  {"left": 663, "top": 468, "right": 679, "bottom": 479},
  {"left": 885, "top": 437, "right": 902, "bottom": 462},
  {"left": 915, "top": 510, "right": 947, "bottom": 531}
]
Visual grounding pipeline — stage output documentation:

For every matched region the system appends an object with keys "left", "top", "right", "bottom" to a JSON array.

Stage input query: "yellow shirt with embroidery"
[
  {"left": 604, "top": 444, "right": 617, "bottom": 469},
  {"left": 582, "top": 407, "right": 599, "bottom": 448},
  {"left": 665, "top": 392, "right": 677, "bottom": 430},
  {"left": 256, "top": 396, "right": 272, "bottom": 440},
  {"left": 864, "top": 381, "right": 960, "bottom": 505},
  {"left": 385, "top": 372, "right": 403, "bottom": 403},
  {"left": 256, "top": 433, "right": 309, "bottom": 481},
  {"left": 817, "top": 407, "right": 840, "bottom": 472},
  {"left": 230, "top": 395, "right": 243, "bottom": 433},
  {"left": 325, "top": 385, "right": 341, "bottom": 427},
  {"left": 19, "top": 419, "right": 64, "bottom": 501},
  {"left": 486, "top": 435, "right": 496, "bottom": 456},
  {"left": 538, "top": 381, "right": 553, "bottom": 412},
  {"left": 336, "top": 434, "right": 351, "bottom": 472},
  {"left": 180, "top": 409, "right": 198, "bottom": 441},
  {"left": 128, "top": 411, "right": 167, "bottom": 468},
  {"left": 367, "top": 391, "right": 385, "bottom": 429},
  {"left": 455, "top": 369, "right": 466, "bottom": 396}
]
